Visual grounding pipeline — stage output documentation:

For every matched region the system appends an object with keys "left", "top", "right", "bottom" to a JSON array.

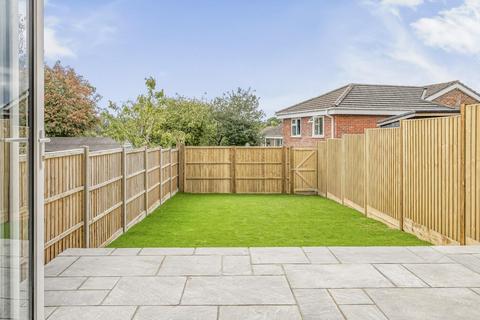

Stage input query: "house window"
[
  {"left": 291, "top": 118, "right": 301, "bottom": 136},
  {"left": 312, "top": 116, "right": 324, "bottom": 137}
]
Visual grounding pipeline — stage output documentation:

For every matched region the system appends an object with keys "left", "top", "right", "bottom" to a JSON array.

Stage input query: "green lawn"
[{"left": 109, "top": 193, "right": 429, "bottom": 247}]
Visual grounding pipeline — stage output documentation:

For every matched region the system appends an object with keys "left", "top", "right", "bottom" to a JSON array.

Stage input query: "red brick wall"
[
  {"left": 333, "top": 115, "right": 387, "bottom": 138},
  {"left": 282, "top": 115, "right": 387, "bottom": 147},
  {"left": 433, "top": 89, "right": 479, "bottom": 108}
]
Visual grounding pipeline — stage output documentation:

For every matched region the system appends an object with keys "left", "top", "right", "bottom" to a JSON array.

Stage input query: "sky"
[{"left": 44, "top": 0, "right": 480, "bottom": 117}]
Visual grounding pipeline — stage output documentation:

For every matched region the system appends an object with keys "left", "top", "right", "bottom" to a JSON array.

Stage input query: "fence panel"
[
  {"left": 184, "top": 147, "right": 232, "bottom": 193},
  {"left": 125, "top": 148, "right": 147, "bottom": 227},
  {"left": 235, "top": 147, "right": 284, "bottom": 193},
  {"left": 43, "top": 150, "right": 85, "bottom": 263},
  {"left": 343, "top": 134, "right": 365, "bottom": 212},
  {"left": 317, "top": 142, "right": 327, "bottom": 197},
  {"left": 365, "top": 128, "right": 402, "bottom": 228},
  {"left": 147, "top": 148, "right": 162, "bottom": 211},
  {"left": 465, "top": 105, "right": 480, "bottom": 244},
  {"left": 326, "top": 139, "right": 343, "bottom": 202},
  {"left": 88, "top": 149, "right": 123, "bottom": 248},
  {"left": 403, "top": 116, "right": 462, "bottom": 244}
]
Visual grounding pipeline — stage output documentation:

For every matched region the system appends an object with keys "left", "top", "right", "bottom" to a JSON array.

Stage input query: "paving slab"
[
  {"left": 79, "top": 277, "right": 120, "bottom": 290},
  {"left": 43, "top": 247, "right": 480, "bottom": 320},
  {"left": 45, "top": 290, "right": 109, "bottom": 306},
  {"left": 48, "top": 306, "right": 136, "bottom": 320},
  {"left": 102, "top": 276, "right": 186, "bottom": 306},
  {"left": 340, "top": 305, "right": 387, "bottom": 320},
  {"left": 367, "top": 288, "right": 480, "bottom": 320},
  {"left": 181, "top": 276, "right": 295, "bottom": 305},
  {"left": 329, "top": 289, "right": 373, "bottom": 305},
  {"left": 195, "top": 247, "right": 249, "bottom": 255},
  {"left": 250, "top": 247, "right": 309, "bottom": 264},
  {"left": 44, "top": 307, "right": 56, "bottom": 319},
  {"left": 45, "top": 277, "right": 86, "bottom": 291},
  {"left": 45, "top": 257, "right": 78, "bottom": 276},
  {"left": 134, "top": 306, "right": 217, "bottom": 320},
  {"left": 59, "top": 248, "right": 114, "bottom": 256},
  {"left": 61, "top": 256, "right": 164, "bottom": 277},
  {"left": 285, "top": 264, "right": 393, "bottom": 288},
  {"left": 303, "top": 247, "right": 339, "bottom": 264},
  {"left": 404, "top": 263, "right": 480, "bottom": 287},
  {"left": 158, "top": 255, "right": 222, "bottom": 276},
  {"left": 219, "top": 306, "right": 302, "bottom": 320},
  {"left": 330, "top": 247, "right": 424, "bottom": 264},
  {"left": 252, "top": 264, "right": 284, "bottom": 275},
  {"left": 373, "top": 264, "right": 427, "bottom": 287},
  {"left": 222, "top": 255, "right": 252, "bottom": 275},
  {"left": 293, "top": 289, "right": 344, "bottom": 320},
  {"left": 110, "top": 248, "right": 141, "bottom": 256},
  {"left": 406, "top": 247, "right": 454, "bottom": 263},
  {"left": 139, "top": 248, "right": 195, "bottom": 255},
  {"left": 433, "top": 246, "right": 480, "bottom": 254},
  {"left": 448, "top": 253, "right": 480, "bottom": 273}
]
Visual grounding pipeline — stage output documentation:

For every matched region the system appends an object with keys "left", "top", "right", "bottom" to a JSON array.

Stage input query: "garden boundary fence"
[
  {"left": 1, "top": 144, "right": 179, "bottom": 263},
  {"left": 182, "top": 104, "right": 480, "bottom": 246}
]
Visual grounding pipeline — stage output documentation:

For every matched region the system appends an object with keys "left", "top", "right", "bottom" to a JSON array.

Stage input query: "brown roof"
[
  {"left": 275, "top": 81, "right": 475, "bottom": 116},
  {"left": 261, "top": 125, "right": 283, "bottom": 138}
]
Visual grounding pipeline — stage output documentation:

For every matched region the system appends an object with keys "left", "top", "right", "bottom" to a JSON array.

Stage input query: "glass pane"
[{"left": 1, "top": 0, "right": 31, "bottom": 319}]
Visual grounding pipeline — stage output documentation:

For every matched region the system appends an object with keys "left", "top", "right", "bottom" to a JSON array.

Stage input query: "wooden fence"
[
  {"left": 42, "top": 146, "right": 179, "bottom": 263},
  {"left": 313, "top": 104, "right": 480, "bottom": 245},
  {"left": 182, "top": 104, "right": 480, "bottom": 246}
]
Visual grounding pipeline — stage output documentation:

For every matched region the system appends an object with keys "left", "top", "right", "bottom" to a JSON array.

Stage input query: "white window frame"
[
  {"left": 291, "top": 118, "right": 301, "bottom": 137},
  {"left": 312, "top": 116, "right": 324, "bottom": 138}
]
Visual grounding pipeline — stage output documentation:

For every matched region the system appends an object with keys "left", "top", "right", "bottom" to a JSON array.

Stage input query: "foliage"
[
  {"left": 45, "top": 61, "right": 100, "bottom": 137},
  {"left": 101, "top": 78, "right": 168, "bottom": 147},
  {"left": 109, "top": 193, "right": 429, "bottom": 247},
  {"left": 212, "top": 88, "right": 265, "bottom": 146},
  {"left": 264, "top": 116, "right": 282, "bottom": 127},
  {"left": 163, "top": 96, "right": 217, "bottom": 146}
]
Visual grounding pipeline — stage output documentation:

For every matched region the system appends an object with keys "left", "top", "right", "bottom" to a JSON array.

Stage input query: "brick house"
[{"left": 275, "top": 81, "right": 480, "bottom": 147}]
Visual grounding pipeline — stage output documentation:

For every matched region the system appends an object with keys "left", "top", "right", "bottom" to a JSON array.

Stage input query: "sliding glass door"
[{"left": 1, "top": 0, "right": 43, "bottom": 319}]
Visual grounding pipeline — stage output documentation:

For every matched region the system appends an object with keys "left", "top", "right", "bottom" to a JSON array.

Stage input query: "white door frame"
[{"left": 32, "top": 0, "right": 45, "bottom": 319}]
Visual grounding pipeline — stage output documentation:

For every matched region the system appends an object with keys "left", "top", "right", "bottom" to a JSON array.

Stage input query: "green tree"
[
  {"left": 212, "top": 88, "right": 265, "bottom": 146},
  {"left": 264, "top": 116, "right": 281, "bottom": 127},
  {"left": 164, "top": 96, "right": 217, "bottom": 146},
  {"left": 45, "top": 61, "right": 100, "bottom": 137},
  {"left": 101, "top": 77, "right": 169, "bottom": 147}
]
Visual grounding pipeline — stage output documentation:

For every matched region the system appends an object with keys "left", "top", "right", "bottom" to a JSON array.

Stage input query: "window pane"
[{"left": 1, "top": 0, "right": 31, "bottom": 319}]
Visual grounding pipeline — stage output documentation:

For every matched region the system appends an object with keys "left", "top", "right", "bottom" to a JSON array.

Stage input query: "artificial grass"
[{"left": 109, "top": 193, "right": 429, "bottom": 247}]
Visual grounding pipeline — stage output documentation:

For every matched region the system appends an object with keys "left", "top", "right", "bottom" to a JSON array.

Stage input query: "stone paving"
[{"left": 44, "top": 246, "right": 480, "bottom": 320}]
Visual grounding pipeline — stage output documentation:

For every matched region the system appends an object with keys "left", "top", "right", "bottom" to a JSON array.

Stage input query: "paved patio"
[{"left": 44, "top": 246, "right": 480, "bottom": 320}]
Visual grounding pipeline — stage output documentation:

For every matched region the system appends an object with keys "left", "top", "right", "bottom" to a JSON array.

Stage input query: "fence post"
[
  {"left": 460, "top": 104, "right": 466, "bottom": 245},
  {"left": 159, "top": 148, "right": 163, "bottom": 204},
  {"left": 122, "top": 147, "right": 127, "bottom": 232},
  {"left": 282, "top": 146, "right": 287, "bottom": 194},
  {"left": 341, "top": 137, "right": 345, "bottom": 204},
  {"left": 178, "top": 144, "right": 185, "bottom": 192},
  {"left": 83, "top": 146, "right": 90, "bottom": 248},
  {"left": 169, "top": 148, "right": 173, "bottom": 198},
  {"left": 289, "top": 147, "right": 294, "bottom": 194},
  {"left": 399, "top": 122, "right": 404, "bottom": 231},
  {"left": 231, "top": 147, "right": 236, "bottom": 193},
  {"left": 144, "top": 147, "right": 149, "bottom": 215},
  {"left": 364, "top": 132, "right": 368, "bottom": 216}
]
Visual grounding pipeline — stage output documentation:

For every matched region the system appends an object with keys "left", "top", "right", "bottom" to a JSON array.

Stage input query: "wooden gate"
[{"left": 291, "top": 148, "right": 318, "bottom": 194}]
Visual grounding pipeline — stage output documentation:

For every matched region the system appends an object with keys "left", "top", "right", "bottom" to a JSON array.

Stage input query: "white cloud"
[
  {"left": 412, "top": 0, "right": 480, "bottom": 55},
  {"left": 337, "top": 3, "right": 452, "bottom": 86},
  {"left": 381, "top": 0, "right": 424, "bottom": 8},
  {"left": 44, "top": 18, "right": 75, "bottom": 59}
]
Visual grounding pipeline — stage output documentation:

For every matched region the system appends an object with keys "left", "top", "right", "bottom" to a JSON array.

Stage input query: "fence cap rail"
[
  {"left": 44, "top": 148, "right": 84, "bottom": 158},
  {"left": 89, "top": 148, "right": 123, "bottom": 157}
]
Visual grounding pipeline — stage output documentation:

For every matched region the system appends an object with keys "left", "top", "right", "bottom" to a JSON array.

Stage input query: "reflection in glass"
[{"left": 1, "top": 0, "right": 31, "bottom": 319}]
